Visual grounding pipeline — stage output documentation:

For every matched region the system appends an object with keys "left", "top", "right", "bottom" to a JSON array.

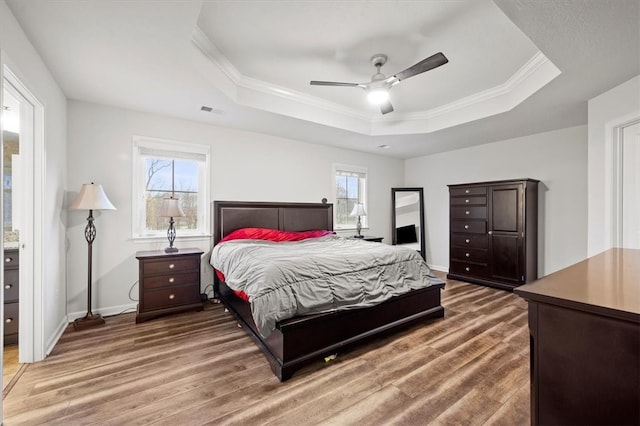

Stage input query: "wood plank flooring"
[{"left": 3, "top": 278, "right": 530, "bottom": 425}]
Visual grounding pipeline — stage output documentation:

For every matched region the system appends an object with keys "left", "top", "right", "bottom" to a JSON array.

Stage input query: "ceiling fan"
[{"left": 310, "top": 52, "right": 448, "bottom": 114}]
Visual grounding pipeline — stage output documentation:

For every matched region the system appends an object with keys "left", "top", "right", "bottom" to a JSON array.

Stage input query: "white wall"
[
  {"left": 1, "top": 0, "right": 68, "bottom": 357},
  {"left": 406, "top": 125, "right": 588, "bottom": 276},
  {"left": 66, "top": 101, "right": 404, "bottom": 317},
  {"left": 587, "top": 75, "right": 640, "bottom": 256}
]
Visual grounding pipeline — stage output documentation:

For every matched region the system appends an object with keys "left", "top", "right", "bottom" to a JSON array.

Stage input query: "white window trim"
[
  {"left": 332, "top": 163, "right": 369, "bottom": 231},
  {"left": 132, "top": 135, "right": 210, "bottom": 240}
]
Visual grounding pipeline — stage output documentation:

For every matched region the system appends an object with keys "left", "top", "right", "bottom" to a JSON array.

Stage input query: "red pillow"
[{"left": 218, "top": 227, "right": 334, "bottom": 244}]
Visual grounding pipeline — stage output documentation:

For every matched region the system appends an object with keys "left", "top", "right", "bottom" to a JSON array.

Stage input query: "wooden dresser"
[
  {"left": 3, "top": 249, "right": 19, "bottom": 345},
  {"left": 515, "top": 249, "right": 640, "bottom": 425},
  {"left": 447, "top": 179, "right": 538, "bottom": 290},
  {"left": 135, "top": 248, "right": 204, "bottom": 323}
]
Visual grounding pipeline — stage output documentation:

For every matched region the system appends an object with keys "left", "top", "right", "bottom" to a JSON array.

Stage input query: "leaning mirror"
[{"left": 391, "top": 187, "right": 426, "bottom": 260}]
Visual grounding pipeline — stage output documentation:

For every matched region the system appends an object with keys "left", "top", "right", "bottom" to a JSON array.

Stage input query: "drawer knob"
[
  {"left": 5, "top": 318, "right": 12, "bottom": 323},
  {"left": 488, "top": 231, "right": 493, "bottom": 235},
  {"left": 465, "top": 239, "right": 470, "bottom": 244},
  {"left": 4, "top": 257, "right": 12, "bottom": 263},
  {"left": 465, "top": 199, "right": 470, "bottom": 203},
  {"left": 465, "top": 189, "right": 470, "bottom": 194},
  {"left": 5, "top": 284, "right": 12, "bottom": 290},
  {"left": 168, "top": 277, "right": 175, "bottom": 283},
  {"left": 168, "top": 294, "right": 175, "bottom": 300},
  {"left": 464, "top": 225, "right": 469, "bottom": 230},
  {"left": 465, "top": 253, "right": 470, "bottom": 257},
  {"left": 465, "top": 210, "right": 470, "bottom": 215},
  {"left": 168, "top": 264, "right": 175, "bottom": 269},
  {"left": 465, "top": 267, "right": 470, "bottom": 272}
]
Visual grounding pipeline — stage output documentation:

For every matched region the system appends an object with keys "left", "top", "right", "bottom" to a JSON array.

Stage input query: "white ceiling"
[{"left": 5, "top": 0, "right": 639, "bottom": 159}]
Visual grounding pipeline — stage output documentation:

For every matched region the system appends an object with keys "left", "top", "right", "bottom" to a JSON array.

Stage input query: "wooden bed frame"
[{"left": 211, "top": 200, "right": 445, "bottom": 381}]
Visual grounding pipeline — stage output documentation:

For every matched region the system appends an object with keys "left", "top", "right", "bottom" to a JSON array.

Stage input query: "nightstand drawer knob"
[
  {"left": 465, "top": 189, "right": 470, "bottom": 194},
  {"left": 465, "top": 199, "right": 470, "bottom": 203},
  {"left": 168, "top": 294, "right": 175, "bottom": 300},
  {"left": 465, "top": 267, "right": 470, "bottom": 272},
  {"left": 4, "top": 257, "right": 12, "bottom": 263},
  {"left": 168, "top": 263, "right": 175, "bottom": 269},
  {"left": 465, "top": 253, "right": 470, "bottom": 257},
  {"left": 5, "top": 284, "right": 12, "bottom": 290},
  {"left": 465, "top": 239, "right": 470, "bottom": 244},
  {"left": 168, "top": 277, "right": 175, "bottom": 283},
  {"left": 5, "top": 318, "right": 12, "bottom": 323},
  {"left": 465, "top": 210, "right": 470, "bottom": 215},
  {"left": 464, "top": 225, "right": 469, "bottom": 230}
]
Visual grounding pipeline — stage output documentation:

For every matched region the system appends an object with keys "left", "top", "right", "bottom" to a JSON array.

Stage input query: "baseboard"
[
  {"left": 67, "top": 303, "right": 138, "bottom": 323},
  {"left": 429, "top": 264, "right": 448, "bottom": 273},
  {"left": 45, "top": 315, "right": 69, "bottom": 357}
]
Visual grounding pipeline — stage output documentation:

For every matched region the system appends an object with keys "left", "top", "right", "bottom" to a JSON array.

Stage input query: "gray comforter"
[{"left": 210, "top": 235, "right": 444, "bottom": 338}]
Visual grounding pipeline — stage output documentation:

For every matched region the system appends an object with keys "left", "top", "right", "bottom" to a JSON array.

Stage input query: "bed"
[{"left": 211, "top": 200, "right": 445, "bottom": 381}]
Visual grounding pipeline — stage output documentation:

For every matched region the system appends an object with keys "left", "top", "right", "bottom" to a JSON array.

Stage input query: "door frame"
[
  {"left": 606, "top": 113, "right": 640, "bottom": 248},
  {"left": 2, "top": 64, "right": 46, "bottom": 364}
]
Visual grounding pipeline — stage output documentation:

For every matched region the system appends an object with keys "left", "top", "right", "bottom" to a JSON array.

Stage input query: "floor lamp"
[{"left": 70, "top": 182, "right": 116, "bottom": 330}]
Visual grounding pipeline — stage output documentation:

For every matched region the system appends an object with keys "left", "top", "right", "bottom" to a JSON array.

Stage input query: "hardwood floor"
[{"left": 2, "top": 278, "right": 530, "bottom": 425}]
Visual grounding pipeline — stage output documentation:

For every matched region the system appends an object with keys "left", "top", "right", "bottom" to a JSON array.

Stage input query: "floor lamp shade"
[{"left": 70, "top": 183, "right": 116, "bottom": 330}]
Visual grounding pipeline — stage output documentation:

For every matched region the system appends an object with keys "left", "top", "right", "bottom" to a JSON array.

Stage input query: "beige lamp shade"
[
  {"left": 350, "top": 203, "right": 367, "bottom": 217},
  {"left": 160, "top": 197, "right": 185, "bottom": 218},
  {"left": 70, "top": 183, "right": 116, "bottom": 211}
]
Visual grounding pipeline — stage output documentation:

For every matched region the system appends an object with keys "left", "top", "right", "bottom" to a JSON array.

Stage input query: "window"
[
  {"left": 334, "top": 164, "right": 368, "bottom": 229},
  {"left": 132, "top": 136, "right": 210, "bottom": 239}
]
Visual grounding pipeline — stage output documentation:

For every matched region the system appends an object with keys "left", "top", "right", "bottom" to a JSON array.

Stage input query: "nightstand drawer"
[
  {"left": 143, "top": 271, "right": 199, "bottom": 290},
  {"left": 142, "top": 257, "right": 199, "bottom": 276},
  {"left": 4, "top": 269, "right": 19, "bottom": 302},
  {"left": 4, "top": 302, "right": 19, "bottom": 335},
  {"left": 142, "top": 286, "right": 200, "bottom": 311}
]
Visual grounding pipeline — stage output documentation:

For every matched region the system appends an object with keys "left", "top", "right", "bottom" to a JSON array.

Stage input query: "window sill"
[{"left": 131, "top": 234, "right": 212, "bottom": 244}]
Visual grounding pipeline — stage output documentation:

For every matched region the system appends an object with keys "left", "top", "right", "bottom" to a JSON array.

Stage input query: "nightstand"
[
  {"left": 135, "top": 248, "right": 204, "bottom": 323},
  {"left": 349, "top": 235, "right": 383, "bottom": 242}
]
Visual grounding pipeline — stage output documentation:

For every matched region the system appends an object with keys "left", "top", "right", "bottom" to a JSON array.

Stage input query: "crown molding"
[{"left": 191, "top": 26, "right": 560, "bottom": 137}]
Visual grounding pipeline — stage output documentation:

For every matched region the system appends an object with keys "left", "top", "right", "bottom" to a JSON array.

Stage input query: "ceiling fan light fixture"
[{"left": 367, "top": 89, "right": 389, "bottom": 105}]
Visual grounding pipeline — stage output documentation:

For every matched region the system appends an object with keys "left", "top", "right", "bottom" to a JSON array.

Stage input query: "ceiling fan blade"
[
  {"left": 310, "top": 81, "right": 360, "bottom": 87},
  {"left": 380, "top": 100, "right": 394, "bottom": 115},
  {"left": 394, "top": 52, "right": 448, "bottom": 82}
]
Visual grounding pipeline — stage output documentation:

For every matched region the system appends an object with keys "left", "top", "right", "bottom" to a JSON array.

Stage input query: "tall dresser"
[
  {"left": 4, "top": 249, "right": 19, "bottom": 345},
  {"left": 447, "top": 178, "right": 538, "bottom": 290}
]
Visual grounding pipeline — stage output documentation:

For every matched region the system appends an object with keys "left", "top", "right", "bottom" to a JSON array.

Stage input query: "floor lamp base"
[{"left": 73, "top": 313, "right": 105, "bottom": 330}]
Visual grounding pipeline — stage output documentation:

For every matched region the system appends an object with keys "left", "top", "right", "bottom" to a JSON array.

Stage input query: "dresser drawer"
[
  {"left": 4, "top": 269, "right": 19, "bottom": 302},
  {"left": 4, "top": 302, "right": 19, "bottom": 335},
  {"left": 451, "top": 221, "right": 486, "bottom": 234},
  {"left": 451, "top": 206, "right": 487, "bottom": 220},
  {"left": 451, "top": 233, "right": 488, "bottom": 249},
  {"left": 450, "top": 186, "right": 487, "bottom": 197},
  {"left": 450, "top": 260, "right": 488, "bottom": 277},
  {"left": 450, "top": 196, "right": 486, "bottom": 206},
  {"left": 451, "top": 247, "right": 488, "bottom": 263},
  {"left": 142, "top": 257, "right": 199, "bottom": 276},
  {"left": 4, "top": 250, "right": 19, "bottom": 269},
  {"left": 142, "top": 286, "right": 201, "bottom": 311},
  {"left": 143, "top": 271, "right": 199, "bottom": 290}
]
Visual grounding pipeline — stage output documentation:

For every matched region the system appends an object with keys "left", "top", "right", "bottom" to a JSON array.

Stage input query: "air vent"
[{"left": 200, "top": 105, "right": 222, "bottom": 114}]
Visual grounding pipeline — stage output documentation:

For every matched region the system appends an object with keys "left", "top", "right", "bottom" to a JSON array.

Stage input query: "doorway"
[{"left": 621, "top": 121, "right": 640, "bottom": 248}]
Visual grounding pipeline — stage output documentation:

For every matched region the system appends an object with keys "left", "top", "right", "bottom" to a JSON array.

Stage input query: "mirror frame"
[{"left": 391, "top": 187, "right": 426, "bottom": 260}]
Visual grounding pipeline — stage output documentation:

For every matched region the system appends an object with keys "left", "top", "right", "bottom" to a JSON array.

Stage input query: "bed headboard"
[{"left": 213, "top": 201, "right": 333, "bottom": 244}]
